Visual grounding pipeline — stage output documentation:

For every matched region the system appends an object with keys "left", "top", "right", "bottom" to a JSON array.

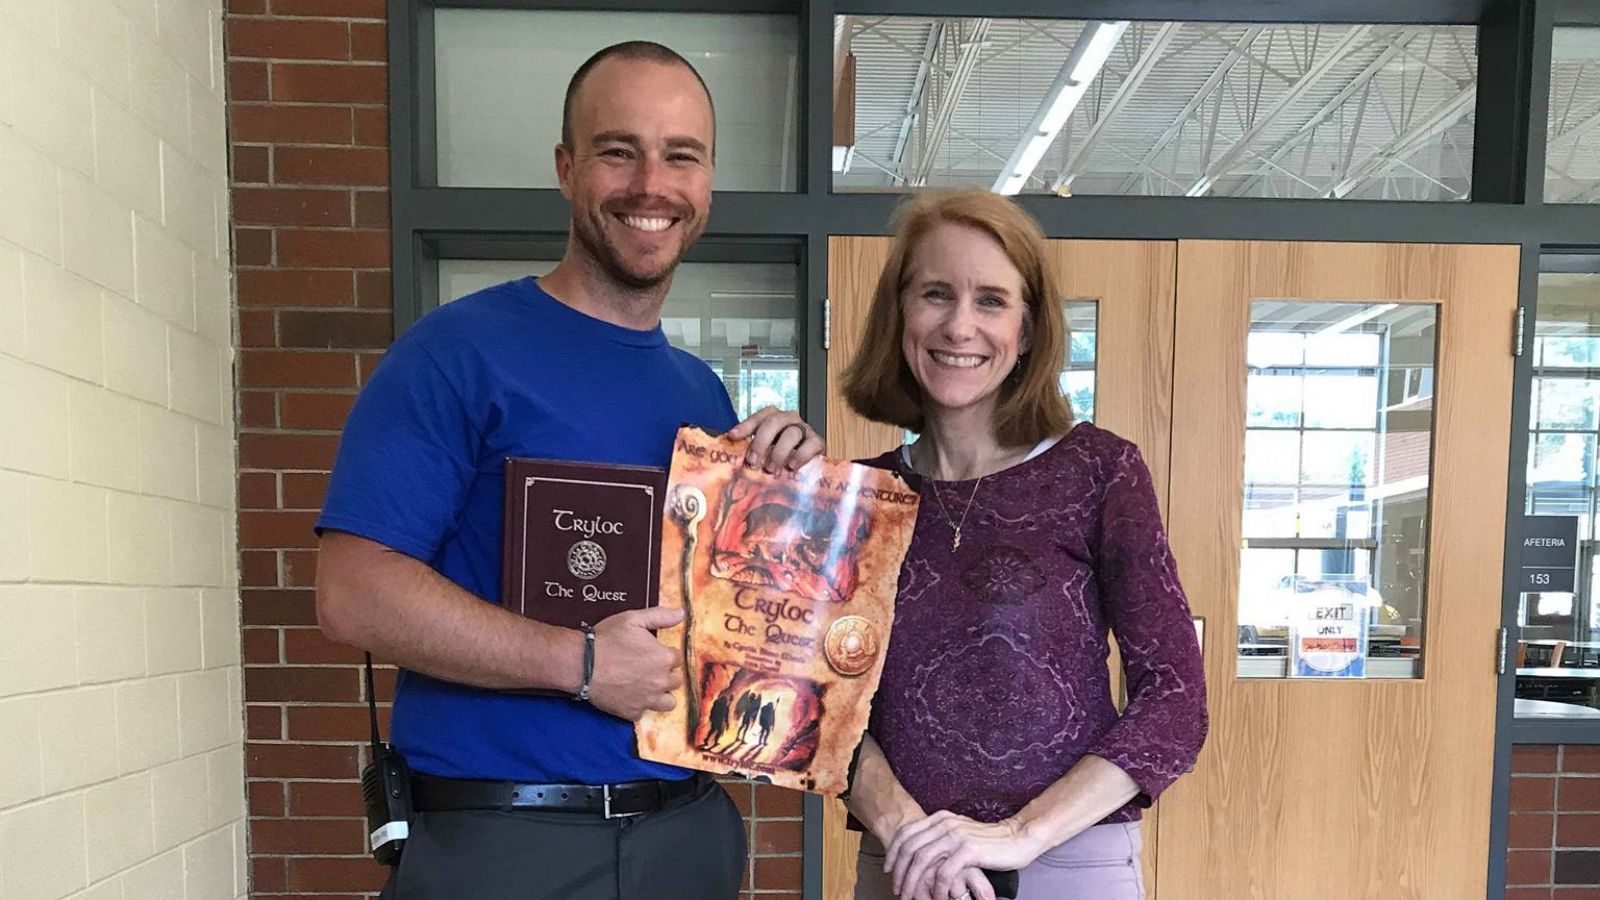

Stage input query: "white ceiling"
[{"left": 837, "top": 18, "right": 1600, "bottom": 203}]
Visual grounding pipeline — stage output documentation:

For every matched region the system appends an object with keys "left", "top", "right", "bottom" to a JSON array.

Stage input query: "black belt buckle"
[{"left": 602, "top": 783, "right": 643, "bottom": 820}]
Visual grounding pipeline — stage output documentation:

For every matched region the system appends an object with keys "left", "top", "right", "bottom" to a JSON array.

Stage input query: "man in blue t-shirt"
[{"left": 315, "top": 41, "right": 823, "bottom": 900}]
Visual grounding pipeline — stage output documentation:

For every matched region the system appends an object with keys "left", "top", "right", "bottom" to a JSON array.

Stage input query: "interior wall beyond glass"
[
  {"left": 438, "top": 259, "right": 801, "bottom": 417},
  {"left": 434, "top": 9, "right": 801, "bottom": 191}
]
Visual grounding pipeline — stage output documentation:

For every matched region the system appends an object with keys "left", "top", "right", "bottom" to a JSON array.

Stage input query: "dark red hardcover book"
[{"left": 501, "top": 457, "right": 666, "bottom": 630}]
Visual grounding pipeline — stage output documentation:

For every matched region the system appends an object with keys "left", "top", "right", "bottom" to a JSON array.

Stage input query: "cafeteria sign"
[
  {"left": 1289, "top": 579, "right": 1372, "bottom": 678},
  {"left": 1522, "top": 516, "right": 1580, "bottom": 593}
]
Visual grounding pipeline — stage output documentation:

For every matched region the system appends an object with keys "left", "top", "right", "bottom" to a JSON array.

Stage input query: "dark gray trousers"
[{"left": 378, "top": 776, "right": 747, "bottom": 900}]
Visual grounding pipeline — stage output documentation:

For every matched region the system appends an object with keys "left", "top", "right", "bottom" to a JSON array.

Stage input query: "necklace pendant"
[{"left": 952, "top": 532, "right": 961, "bottom": 551}]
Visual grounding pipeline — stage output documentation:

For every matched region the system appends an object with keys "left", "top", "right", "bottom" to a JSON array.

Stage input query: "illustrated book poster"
[{"left": 635, "top": 425, "right": 920, "bottom": 794}]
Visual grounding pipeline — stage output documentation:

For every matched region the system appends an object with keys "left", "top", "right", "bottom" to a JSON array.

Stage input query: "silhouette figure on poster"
[
  {"left": 701, "top": 688, "right": 733, "bottom": 749},
  {"left": 736, "top": 690, "right": 761, "bottom": 742},
  {"left": 757, "top": 699, "right": 777, "bottom": 747}
]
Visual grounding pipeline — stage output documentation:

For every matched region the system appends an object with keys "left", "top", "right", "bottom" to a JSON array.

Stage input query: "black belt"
[{"left": 411, "top": 772, "right": 707, "bottom": 818}]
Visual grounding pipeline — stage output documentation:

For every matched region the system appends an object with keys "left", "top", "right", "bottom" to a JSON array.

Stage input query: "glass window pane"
[
  {"left": 837, "top": 18, "right": 1475, "bottom": 200},
  {"left": 1545, "top": 27, "right": 1600, "bottom": 204},
  {"left": 733, "top": 364, "right": 800, "bottom": 420},
  {"left": 435, "top": 10, "right": 800, "bottom": 191},
  {"left": 1248, "top": 331, "right": 1304, "bottom": 368},
  {"left": 1243, "top": 485, "right": 1298, "bottom": 537},
  {"left": 1239, "top": 301, "right": 1435, "bottom": 679},
  {"left": 1528, "top": 432, "right": 1597, "bottom": 495},
  {"left": 1590, "top": 549, "right": 1600, "bottom": 633},
  {"left": 1296, "top": 487, "right": 1373, "bottom": 541},
  {"left": 1517, "top": 268, "right": 1600, "bottom": 714},
  {"left": 1540, "top": 335, "right": 1600, "bottom": 368},
  {"left": 1534, "top": 591, "right": 1576, "bottom": 619},
  {"left": 1240, "top": 548, "right": 1296, "bottom": 633},
  {"left": 1304, "top": 372, "right": 1378, "bottom": 429},
  {"left": 1305, "top": 331, "right": 1381, "bottom": 367},
  {"left": 1535, "top": 378, "right": 1600, "bottom": 430},
  {"left": 1247, "top": 373, "right": 1302, "bottom": 428},
  {"left": 1245, "top": 430, "right": 1301, "bottom": 485},
  {"left": 1067, "top": 302, "right": 1097, "bottom": 364},
  {"left": 437, "top": 258, "right": 800, "bottom": 416},
  {"left": 1301, "top": 431, "right": 1375, "bottom": 486},
  {"left": 1062, "top": 300, "right": 1097, "bottom": 423},
  {"left": 1061, "top": 372, "right": 1096, "bottom": 423}
]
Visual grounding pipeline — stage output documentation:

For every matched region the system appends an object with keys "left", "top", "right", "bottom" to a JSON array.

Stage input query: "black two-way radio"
[{"left": 360, "top": 653, "right": 413, "bottom": 866}]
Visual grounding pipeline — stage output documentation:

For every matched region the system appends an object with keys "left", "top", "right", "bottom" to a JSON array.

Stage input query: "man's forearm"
[{"left": 317, "top": 531, "right": 584, "bottom": 693}]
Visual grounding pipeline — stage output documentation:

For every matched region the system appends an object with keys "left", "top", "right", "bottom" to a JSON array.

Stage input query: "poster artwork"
[{"left": 635, "top": 426, "right": 920, "bottom": 795}]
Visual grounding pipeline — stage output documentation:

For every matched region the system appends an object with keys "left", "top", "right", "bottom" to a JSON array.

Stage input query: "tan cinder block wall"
[{"left": 0, "top": 0, "right": 244, "bottom": 898}]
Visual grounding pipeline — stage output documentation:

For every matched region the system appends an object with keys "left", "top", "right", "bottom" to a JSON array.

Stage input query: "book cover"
[
  {"left": 635, "top": 426, "right": 921, "bottom": 794},
  {"left": 501, "top": 457, "right": 666, "bottom": 630}
]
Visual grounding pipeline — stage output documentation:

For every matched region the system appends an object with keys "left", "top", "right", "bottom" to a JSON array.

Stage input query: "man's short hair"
[{"left": 561, "top": 41, "right": 716, "bottom": 153}]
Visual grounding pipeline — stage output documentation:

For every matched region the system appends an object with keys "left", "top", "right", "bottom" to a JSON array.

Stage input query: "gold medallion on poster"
[{"left": 635, "top": 426, "right": 920, "bottom": 795}]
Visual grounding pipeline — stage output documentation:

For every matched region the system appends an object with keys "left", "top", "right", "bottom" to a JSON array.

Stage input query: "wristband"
[{"left": 575, "top": 625, "right": 596, "bottom": 702}]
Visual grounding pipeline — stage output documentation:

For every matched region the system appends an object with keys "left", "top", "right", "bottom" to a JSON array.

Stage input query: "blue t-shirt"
[{"left": 316, "top": 277, "right": 738, "bottom": 784}]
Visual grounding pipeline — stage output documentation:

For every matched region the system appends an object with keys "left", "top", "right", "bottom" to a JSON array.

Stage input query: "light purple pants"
[{"left": 854, "top": 821, "right": 1144, "bottom": 900}]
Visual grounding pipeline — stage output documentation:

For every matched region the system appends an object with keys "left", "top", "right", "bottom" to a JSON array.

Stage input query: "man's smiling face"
[{"left": 556, "top": 56, "right": 715, "bottom": 290}]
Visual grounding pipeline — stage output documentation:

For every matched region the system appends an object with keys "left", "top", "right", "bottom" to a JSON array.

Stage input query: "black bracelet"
[{"left": 575, "top": 625, "right": 596, "bottom": 702}]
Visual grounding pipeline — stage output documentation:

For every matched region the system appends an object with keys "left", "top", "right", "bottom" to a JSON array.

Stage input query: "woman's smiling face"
[{"left": 899, "top": 222, "right": 1031, "bottom": 419}]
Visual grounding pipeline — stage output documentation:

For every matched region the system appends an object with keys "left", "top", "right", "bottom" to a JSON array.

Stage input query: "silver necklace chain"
[
  {"left": 913, "top": 444, "right": 1001, "bottom": 551},
  {"left": 930, "top": 474, "right": 983, "bottom": 551},
  {"left": 913, "top": 439, "right": 1048, "bottom": 550}
]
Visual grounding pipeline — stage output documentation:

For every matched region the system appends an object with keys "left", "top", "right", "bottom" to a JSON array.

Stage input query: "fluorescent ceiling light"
[
  {"left": 1014, "top": 136, "right": 1054, "bottom": 182},
  {"left": 1039, "top": 81, "right": 1091, "bottom": 134},
  {"left": 1071, "top": 22, "right": 1124, "bottom": 82},
  {"left": 993, "top": 21, "right": 1127, "bottom": 195}
]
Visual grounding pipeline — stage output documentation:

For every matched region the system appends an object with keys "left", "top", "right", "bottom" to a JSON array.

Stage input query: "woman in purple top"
[{"left": 839, "top": 190, "right": 1207, "bottom": 900}]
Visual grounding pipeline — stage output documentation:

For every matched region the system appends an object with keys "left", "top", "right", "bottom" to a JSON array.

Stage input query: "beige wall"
[{"left": 0, "top": 0, "right": 243, "bottom": 898}]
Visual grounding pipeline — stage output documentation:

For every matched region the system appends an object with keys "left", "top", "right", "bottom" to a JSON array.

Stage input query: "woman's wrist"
[
  {"left": 868, "top": 801, "right": 923, "bottom": 847},
  {"left": 1006, "top": 814, "right": 1053, "bottom": 866}
]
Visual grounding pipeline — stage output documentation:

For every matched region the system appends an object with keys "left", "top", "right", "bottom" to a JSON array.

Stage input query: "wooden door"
[
  {"left": 1155, "top": 241, "right": 1520, "bottom": 900},
  {"left": 823, "top": 236, "right": 1178, "bottom": 900}
]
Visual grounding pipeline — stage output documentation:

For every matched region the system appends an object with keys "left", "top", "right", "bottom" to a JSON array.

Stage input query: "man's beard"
[{"left": 573, "top": 203, "right": 701, "bottom": 291}]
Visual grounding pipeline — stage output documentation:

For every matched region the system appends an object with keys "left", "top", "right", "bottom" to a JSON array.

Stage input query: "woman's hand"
[
  {"left": 727, "top": 407, "right": 825, "bottom": 473},
  {"left": 886, "top": 811, "right": 1043, "bottom": 900}
]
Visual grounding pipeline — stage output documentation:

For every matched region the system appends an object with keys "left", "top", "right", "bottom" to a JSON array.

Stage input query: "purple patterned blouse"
[{"left": 864, "top": 422, "right": 1207, "bottom": 825}]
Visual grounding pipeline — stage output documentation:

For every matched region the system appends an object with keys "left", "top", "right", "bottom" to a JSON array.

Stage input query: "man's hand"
[
  {"left": 586, "top": 606, "right": 686, "bottom": 720},
  {"left": 727, "top": 407, "right": 825, "bottom": 473}
]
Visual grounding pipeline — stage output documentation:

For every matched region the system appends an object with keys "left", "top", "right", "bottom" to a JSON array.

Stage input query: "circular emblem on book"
[
  {"left": 567, "top": 540, "right": 608, "bottom": 581},
  {"left": 824, "top": 616, "right": 879, "bottom": 677}
]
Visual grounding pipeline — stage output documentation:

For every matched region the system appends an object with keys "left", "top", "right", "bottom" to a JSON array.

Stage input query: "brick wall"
[
  {"left": 1509, "top": 745, "right": 1600, "bottom": 898},
  {"left": 224, "top": 3, "right": 803, "bottom": 896},
  {"left": 226, "top": 0, "right": 394, "bottom": 895}
]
